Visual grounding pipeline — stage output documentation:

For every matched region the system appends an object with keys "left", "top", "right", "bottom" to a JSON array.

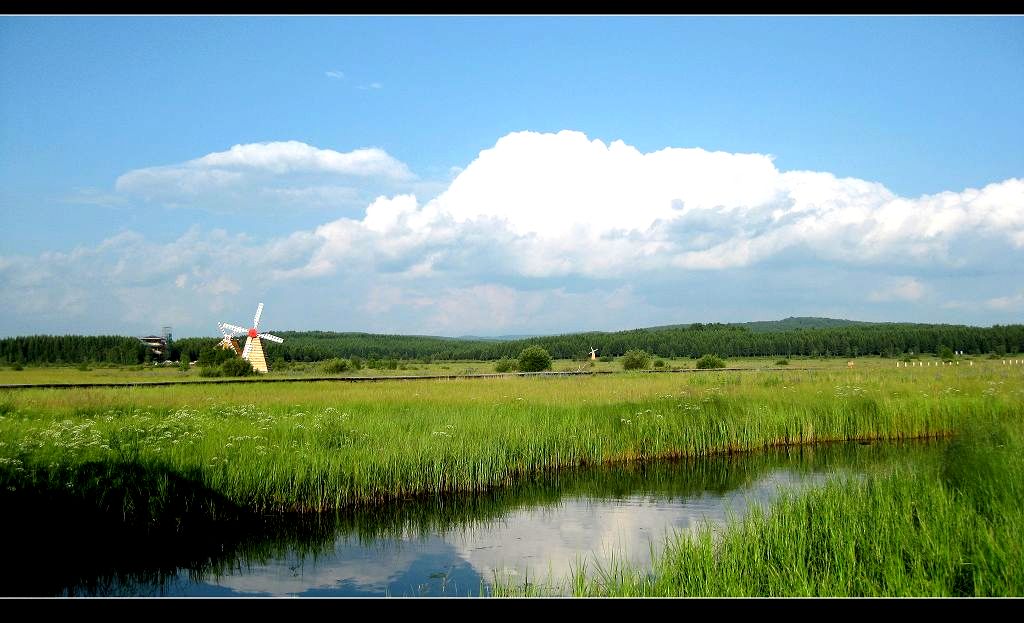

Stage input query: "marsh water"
[{"left": 8, "top": 440, "right": 945, "bottom": 597}]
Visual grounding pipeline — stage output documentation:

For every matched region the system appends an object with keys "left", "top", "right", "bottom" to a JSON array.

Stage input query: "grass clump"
[
  {"left": 621, "top": 349, "right": 652, "bottom": 371},
  {"left": 322, "top": 358, "right": 351, "bottom": 374},
  {"left": 219, "top": 358, "right": 255, "bottom": 377},
  {"left": 695, "top": 354, "right": 727, "bottom": 369},
  {"left": 494, "top": 357, "right": 517, "bottom": 373},
  {"left": 197, "top": 366, "right": 221, "bottom": 378}
]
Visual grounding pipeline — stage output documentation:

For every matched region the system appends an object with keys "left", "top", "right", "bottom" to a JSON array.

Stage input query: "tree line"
[
  {"left": 0, "top": 335, "right": 147, "bottom": 365},
  {"left": 2, "top": 323, "right": 1022, "bottom": 366},
  {"left": 271, "top": 324, "right": 1024, "bottom": 361}
]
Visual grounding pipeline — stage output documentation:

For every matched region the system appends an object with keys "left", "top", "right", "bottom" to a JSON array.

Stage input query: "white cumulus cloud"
[
  {"left": 868, "top": 277, "right": 927, "bottom": 302},
  {"left": 5, "top": 129, "right": 1024, "bottom": 336},
  {"left": 289, "top": 130, "right": 1024, "bottom": 280},
  {"left": 985, "top": 291, "right": 1024, "bottom": 311},
  {"left": 112, "top": 141, "right": 415, "bottom": 212}
]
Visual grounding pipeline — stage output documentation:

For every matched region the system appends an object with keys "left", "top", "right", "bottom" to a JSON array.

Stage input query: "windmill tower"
[
  {"left": 217, "top": 302, "right": 284, "bottom": 373},
  {"left": 589, "top": 347, "right": 599, "bottom": 361}
]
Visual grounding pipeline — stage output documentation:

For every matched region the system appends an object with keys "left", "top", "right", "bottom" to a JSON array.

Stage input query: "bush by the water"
[
  {"left": 220, "top": 357, "right": 255, "bottom": 377},
  {"left": 322, "top": 358, "right": 351, "bottom": 374},
  {"left": 653, "top": 359, "right": 666, "bottom": 368},
  {"left": 621, "top": 349, "right": 652, "bottom": 370},
  {"left": 696, "top": 354, "right": 727, "bottom": 369},
  {"left": 776, "top": 359, "right": 790, "bottom": 366},
  {"left": 494, "top": 357, "right": 517, "bottom": 373},
  {"left": 517, "top": 346, "right": 552, "bottom": 372}
]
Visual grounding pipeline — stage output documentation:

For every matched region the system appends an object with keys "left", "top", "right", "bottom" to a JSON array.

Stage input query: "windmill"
[
  {"left": 589, "top": 347, "right": 599, "bottom": 361},
  {"left": 217, "top": 302, "right": 284, "bottom": 373},
  {"left": 216, "top": 324, "right": 242, "bottom": 356}
]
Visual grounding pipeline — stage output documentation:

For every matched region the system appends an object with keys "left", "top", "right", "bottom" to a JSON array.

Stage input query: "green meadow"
[
  {"left": 0, "top": 354, "right": 991, "bottom": 386},
  {"left": 2, "top": 360, "right": 1022, "bottom": 595}
]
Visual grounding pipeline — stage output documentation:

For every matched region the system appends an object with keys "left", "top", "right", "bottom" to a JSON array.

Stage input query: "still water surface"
[{"left": 39, "top": 440, "right": 942, "bottom": 597}]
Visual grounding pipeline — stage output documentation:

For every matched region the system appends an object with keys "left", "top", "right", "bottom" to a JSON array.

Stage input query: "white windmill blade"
[
  {"left": 221, "top": 322, "right": 249, "bottom": 336},
  {"left": 258, "top": 333, "right": 284, "bottom": 344},
  {"left": 217, "top": 322, "right": 241, "bottom": 339},
  {"left": 242, "top": 337, "right": 253, "bottom": 360},
  {"left": 253, "top": 302, "right": 264, "bottom": 330}
]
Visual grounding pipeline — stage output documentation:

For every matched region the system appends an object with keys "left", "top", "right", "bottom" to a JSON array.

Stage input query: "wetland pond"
[{"left": 10, "top": 439, "right": 946, "bottom": 597}]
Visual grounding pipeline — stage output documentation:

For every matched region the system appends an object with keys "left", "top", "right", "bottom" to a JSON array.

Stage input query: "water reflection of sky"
[{"left": 181, "top": 468, "right": 833, "bottom": 597}]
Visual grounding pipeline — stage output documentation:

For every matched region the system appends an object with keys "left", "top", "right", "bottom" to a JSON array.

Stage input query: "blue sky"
[{"left": 1, "top": 16, "right": 1022, "bottom": 337}]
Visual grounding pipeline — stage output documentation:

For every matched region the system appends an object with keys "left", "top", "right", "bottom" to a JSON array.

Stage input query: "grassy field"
[
  {"left": 2, "top": 360, "right": 1022, "bottom": 596},
  {"left": 2, "top": 362, "right": 1020, "bottom": 513},
  {"left": 0, "top": 354, "right": 1015, "bottom": 386}
]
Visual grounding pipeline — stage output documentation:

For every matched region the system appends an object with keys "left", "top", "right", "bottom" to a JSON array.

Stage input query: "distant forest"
[{"left": 2, "top": 318, "right": 1022, "bottom": 365}]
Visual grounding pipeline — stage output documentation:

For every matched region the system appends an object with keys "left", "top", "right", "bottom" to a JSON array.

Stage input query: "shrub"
[
  {"left": 653, "top": 359, "right": 666, "bottom": 368},
  {"left": 349, "top": 356, "right": 364, "bottom": 370},
  {"left": 10, "top": 363, "right": 23, "bottom": 371},
  {"left": 695, "top": 354, "right": 727, "bottom": 369},
  {"left": 179, "top": 353, "right": 190, "bottom": 372},
  {"left": 517, "top": 346, "right": 552, "bottom": 372},
  {"left": 775, "top": 359, "right": 790, "bottom": 366},
  {"left": 197, "top": 366, "right": 221, "bottom": 378},
  {"left": 220, "top": 357, "right": 255, "bottom": 377},
  {"left": 198, "top": 346, "right": 236, "bottom": 367},
  {"left": 938, "top": 345, "right": 955, "bottom": 362},
  {"left": 76, "top": 362, "right": 91, "bottom": 371},
  {"left": 494, "top": 356, "right": 517, "bottom": 373},
  {"left": 599, "top": 354, "right": 614, "bottom": 362},
  {"left": 621, "top": 349, "right": 652, "bottom": 371},
  {"left": 322, "top": 358, "right": 351, "bottom": 374}
]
